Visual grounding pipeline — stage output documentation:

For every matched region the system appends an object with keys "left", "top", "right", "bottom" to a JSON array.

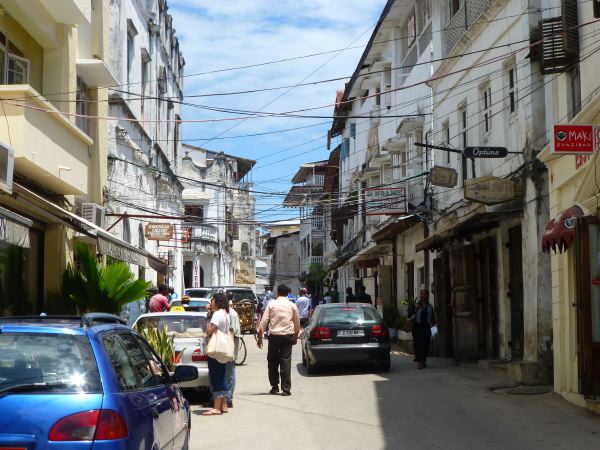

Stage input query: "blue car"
[{"left": 0, "top": 313, "right": 198, "bottom": 450}]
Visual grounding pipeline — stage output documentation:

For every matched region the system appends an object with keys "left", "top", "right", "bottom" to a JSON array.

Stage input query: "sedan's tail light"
[
  {"left": 310, "top": 327, "right": 331, "bottom": 340},
  {"left": 49, "top": 410, "right": 128, "bottom": 441},
  {"left": 371, "top": 325, "right": 388, "bottom": 337},
  {"left": 192, "top": 348, "right": 208, "bottom": 362}
]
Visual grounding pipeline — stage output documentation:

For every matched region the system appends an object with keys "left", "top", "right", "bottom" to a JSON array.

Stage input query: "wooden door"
[
  {"left": 508, "top": 226, "right": 524, "bottom": 360},
  {"left": 575, "top": 216, "right": 600, "bottom": 396},
  {"left": 378, "top": 265, "right": 392, "bottom": 305},
  {"left": 479, "top": 237, "right": 498, "bottom": 358},
  {"left": 433, "top": 251, "right": 453, "bottom": 357},
  {"left": 451, "top": 245, "right": 479, "bottom": 358}
]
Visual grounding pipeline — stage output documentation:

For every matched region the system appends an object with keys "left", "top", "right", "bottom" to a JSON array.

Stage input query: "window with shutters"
[
  {"left": 76, "top": 76, "right": 91, "bottom": 135},
  {"left": 568, "top": 64, "right": 581, "bottom": 120},
  {"left": 537, "top": 1, "right": 579, "bottom": 74},
  {"left": 504, "top": 59, "right": 517, "bottom": 116},
  {"left": 480, "top": 82, "right": 492, "bottom": 138},
  {"left": 442, "top": 120, "right": 451, "bottom": 164}
]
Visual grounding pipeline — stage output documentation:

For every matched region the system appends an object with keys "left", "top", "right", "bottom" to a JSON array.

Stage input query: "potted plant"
[
  {"left": 137, "top": 325, "right": 180, "bottom": 372},
  {"left": 382, "top": 303, "right": 400, "bottom": 341}
]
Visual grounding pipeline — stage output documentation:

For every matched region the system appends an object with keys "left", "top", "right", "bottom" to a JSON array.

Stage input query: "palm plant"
[{"left": 61, "top": 242, "right": 151, "bottom": 315}]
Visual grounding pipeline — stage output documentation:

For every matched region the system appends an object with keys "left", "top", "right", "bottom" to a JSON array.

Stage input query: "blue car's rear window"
[{"left": 0, "top": 332, "right": 102, "bottom": 393}]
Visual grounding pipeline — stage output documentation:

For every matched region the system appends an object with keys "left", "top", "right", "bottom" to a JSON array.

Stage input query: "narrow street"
[{"left": 189, "top": 341, "right": 599, "bottom": 450}]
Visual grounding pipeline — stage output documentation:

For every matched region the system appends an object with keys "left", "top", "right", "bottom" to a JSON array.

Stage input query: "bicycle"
[{"left": 235, "top": 336, "right": 247, "bottom": 366}]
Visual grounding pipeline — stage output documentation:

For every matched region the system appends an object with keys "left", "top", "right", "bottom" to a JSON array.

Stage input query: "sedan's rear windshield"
[
  {"left": 320, "top": 307, "right": 379, "bottom": 325},
  {"left": 184, "top": 289, "right": 210, "bottom": 298},
  {"left": 135, "top": 316, "right": 208, "bottom": 338},
  {"left": 0, "top": 332, "right": 101, "bottom": 393}
]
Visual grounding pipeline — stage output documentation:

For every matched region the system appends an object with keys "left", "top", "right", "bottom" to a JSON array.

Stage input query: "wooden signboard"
[
  {"left": 463, "top": 176, "right": 521, "bottom": 205},
  {"left": 145, "top": 222, "right": 174, "bottom": 241}
]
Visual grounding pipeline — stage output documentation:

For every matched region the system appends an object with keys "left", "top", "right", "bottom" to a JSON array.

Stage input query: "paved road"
[{"left": 188, "top": 338, "right": 599, "bottom": 450}]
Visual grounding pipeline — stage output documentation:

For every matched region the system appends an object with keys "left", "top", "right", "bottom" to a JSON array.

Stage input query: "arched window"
[
  {"left": 138, "top": 223, "right": 145, "bottom": 249},
  {"left": 241, "top": 242, "right": 249, "bottom": 257},
  {"left": 123, "top": 217, "right": 131, "bottom": 244}
]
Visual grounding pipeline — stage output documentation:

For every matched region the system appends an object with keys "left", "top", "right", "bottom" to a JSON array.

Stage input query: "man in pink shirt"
[
  {"left": 149, "top": 284, "right": 171, "bottom": 312},
  {"left": 257, "top": 283, "right": 300, "bottom": 396}
]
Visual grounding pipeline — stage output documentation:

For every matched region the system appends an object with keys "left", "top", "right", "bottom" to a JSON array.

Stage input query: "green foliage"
[
  {"left": 137, "top": 325, "right": 177, "bottom": 371},
  {"left": 61, "top": 241, "right": 151, "bottom": 315},
  {"left": 382, "top": 302, "right": 400, "bottom": 328},
  {"left": 307, "top": 262, "right": 327, "bottom": 284}
]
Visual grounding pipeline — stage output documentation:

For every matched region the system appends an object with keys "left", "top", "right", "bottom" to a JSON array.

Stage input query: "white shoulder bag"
[{"left": 206, "top": 314, "right": 235, "bottom": 363}]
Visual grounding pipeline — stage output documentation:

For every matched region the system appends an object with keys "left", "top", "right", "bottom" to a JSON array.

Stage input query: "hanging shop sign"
[
  {"left": 553, "top": 124, "right": 596, "bottom": 154},
  {"left": 98, "top": 236, "right": 146, "bottom": 266},
  {"left": 145, "top": 222, "right": 174, "bottom": 241},
  {"left": 430, "top": 165, "right": 458, "bottom": 188},
  {"left": 192, "top": 256, "right": 201, "bottom": 288},
  {"left": 463, "top": 146, "right": 508, "bottom": 158},
  {"left": 364, "top": 187, "right": 407, "bottom": 216},
  {"left": 463, "top": 176, "right": 521, "bottom": 205}
]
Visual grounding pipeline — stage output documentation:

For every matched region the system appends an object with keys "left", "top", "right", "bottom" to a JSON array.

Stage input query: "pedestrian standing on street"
[
  {"left": 226, "top": 301, "right": 241, "bottom": 408},
  {"left": 149, "top": 284, "right": 170, "bottom": 312},
  {"left": 256, "top": 283, "right": 300, "bottom": 396},
  {"left": 296, "top": 288, "right": 310, "bottom": 328},
  {"left": 409, "top": 289, "right": 436, "bottom": 369},
  {"left": 345, "top": 286, "right": 357, "bottom": 303},
  {"left": 203, "top": 292, "right": 230, "bottom": 416},
  {"left": 357, "top": 285, "right": 373, "bottom": 304}
]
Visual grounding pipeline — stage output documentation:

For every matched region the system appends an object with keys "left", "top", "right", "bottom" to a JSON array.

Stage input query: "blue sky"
[{"left": 169, "top": 0, "right": 388, "bottom": 223}]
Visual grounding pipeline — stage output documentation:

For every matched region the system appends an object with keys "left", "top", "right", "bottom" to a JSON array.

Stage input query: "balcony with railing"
[
  {"left": 189, "top": 223, "right": 218, "bottom": 242},
  {"left": 444, "top": 0, "right": 493, "bottom": 56},
  {"left": 0, "top": 85, "right": 93, "bottom": 195}
]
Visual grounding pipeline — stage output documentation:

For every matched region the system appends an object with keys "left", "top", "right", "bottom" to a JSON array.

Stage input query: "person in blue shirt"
[{"left": 295, "top": 288, "right": 310, "bottom": 327}]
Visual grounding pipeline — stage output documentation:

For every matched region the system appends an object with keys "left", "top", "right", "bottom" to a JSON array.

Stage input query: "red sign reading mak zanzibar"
[{"left": 553, "top": 125, "right": 594, "bottom": 154}]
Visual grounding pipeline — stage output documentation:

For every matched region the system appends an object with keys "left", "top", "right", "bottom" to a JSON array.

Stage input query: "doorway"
[
  {"left": 575, "top": 216, "right": 600, "bottom": 396},
  {"left": 508, "top": 226, "right": 524, "bottom": 360},
  {"left": 451, "top": 245, "right": 479, "bottom": 358}
]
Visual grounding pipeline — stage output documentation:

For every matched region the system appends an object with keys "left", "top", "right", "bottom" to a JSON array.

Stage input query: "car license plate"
[{"left": 337, "top": 330, "right": 364, "bottom": 337}]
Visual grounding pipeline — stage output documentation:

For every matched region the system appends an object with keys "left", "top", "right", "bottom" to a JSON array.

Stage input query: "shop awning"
[
  {"left": 415, "top": 209, "right": 522, "bottom": 252},
  {"left": 372, "top": 214, "right": 420, "bottom": 243},
  {"left": 0, "top": 206, "right": 32, "bottom": 248},
  {"left": 12, "top": 183, "right": 168, "bottom": 274},
  {"left": 541, "top": 206, "right": 583, "bottom": 253}
]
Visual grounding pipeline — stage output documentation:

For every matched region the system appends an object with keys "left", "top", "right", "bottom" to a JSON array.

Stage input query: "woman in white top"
[{"left": 202, "top": 292, "right": 230, "bottom": 416}]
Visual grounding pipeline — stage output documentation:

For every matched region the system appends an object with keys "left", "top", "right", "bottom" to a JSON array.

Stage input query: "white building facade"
[
  {"left": 105, "top": 0, "right": 185, "bottom": 295},
  {"left": 180, "top": 144, "right": 256, "bottom": 290}
]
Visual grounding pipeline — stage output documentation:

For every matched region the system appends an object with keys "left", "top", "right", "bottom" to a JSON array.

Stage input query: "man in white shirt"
[
  {"left": 295, "top": 288, "right": 310, "bottom": 328},
  {"left": 256, "top": 284, "right": 300, "bottom": 396}
]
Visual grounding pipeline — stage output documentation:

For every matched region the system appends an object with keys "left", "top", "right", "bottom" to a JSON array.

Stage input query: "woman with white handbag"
[{"left": 203, "top": 292, "right": 234, "bottom": 416}]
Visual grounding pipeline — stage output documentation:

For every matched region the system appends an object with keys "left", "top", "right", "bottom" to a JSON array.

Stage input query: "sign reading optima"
[
  {"left": 145, "top": 222, "right": 174, "bottom": 241},
  {"left": 364, "top": 187, "right": 407, "bottom": 216}
]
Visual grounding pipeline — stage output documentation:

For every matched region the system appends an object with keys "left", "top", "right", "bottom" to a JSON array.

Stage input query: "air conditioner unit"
[
  {"left": 0, "top": 141, "right": 15, "bottom": 194},
  {"left": 81, "top": 202, "right": 105, "bottom": 229}
]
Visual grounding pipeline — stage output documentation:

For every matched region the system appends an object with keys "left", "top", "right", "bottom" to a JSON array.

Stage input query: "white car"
[{"left": 133, "top": 311, "right": 210, "bottom": 390}]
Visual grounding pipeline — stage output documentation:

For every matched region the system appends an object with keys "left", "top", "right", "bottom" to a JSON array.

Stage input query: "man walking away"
[
  {"left": 226, "top": 301, "right": 241, "bottom": 408},
  {"left": 256, "top": 284, "right": 300, "bottom": 396},
  {"left": 295, "top": 288, "right": 310, "bottom": 328},
  {"left": 149, "top": 284, "right": 170, "bottom": 312},
  {"left": 357, "top": 286, "right": 373, "bottom": 304},
  {"left": 409, "top": 289, "right": 436, "bottom": 369},
  {"left": 345, "top": 287, "right": 357, "bottom": 303}
]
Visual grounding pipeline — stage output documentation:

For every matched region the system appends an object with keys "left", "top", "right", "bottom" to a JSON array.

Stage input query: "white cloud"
[{"left": 169, "top": 0, "right": 388, "bottom": 218}]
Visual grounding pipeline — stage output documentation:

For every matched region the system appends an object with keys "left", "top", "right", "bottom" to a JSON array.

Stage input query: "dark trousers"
[
  {"left": 267, "top": 334, "right": 294, "bottom": 393},
  {"left": 413, "top": 323, "right": 431, "bottom": 363}
]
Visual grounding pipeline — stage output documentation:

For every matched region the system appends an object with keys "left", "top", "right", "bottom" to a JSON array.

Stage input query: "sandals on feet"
[{"left": 202, "top": 409, "right": 222, "bottom": 416}]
